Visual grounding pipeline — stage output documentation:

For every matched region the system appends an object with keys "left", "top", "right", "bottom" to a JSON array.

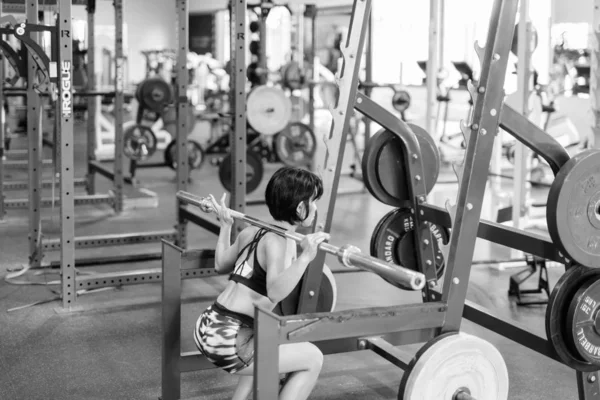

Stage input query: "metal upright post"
[
  {"left": 511, "top": 1, "right": 531, "bottom": 243},
  {"left": 86, "top": 0, "right": 97, "bottom": 194},
  {"left": 307, "top": 5, "right": 316, "bottom": 143},
  {"left": 230, "top": 0, "right": 247, "bottom": 231},
  {"left": 425, "top": 0, "right": 440, "bottom": 137},
  {"left": 297, "top": 0, "right": 371, "bottom": 313},
  {"left": 591, "top": 0, "right": 600, "bottom": 147},
  {"left": 27, "top": 0, "right": 42, "bottom": 267},
  {"left": 175, "top": 0, "right": 189, "bottom": 247},
  {"left": 58, "top": 0, "right": 76, "bottom": 308},
  {"left": 440, "top": 0, "right": 518, "bottom": 330},
  {"left": 0, "top": 0, "right": 4, "bottom": 221},
  {"left": 113, "top": 0, "right": 124, "bottom": 213},
  {"left": 363, "top": 12, "right": 372, "bottom": 142},
  {"left": 258, "top": 2, "right": 268, "bottom": 85}
]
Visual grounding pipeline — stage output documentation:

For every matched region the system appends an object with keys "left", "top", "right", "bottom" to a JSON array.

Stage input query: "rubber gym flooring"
[{"left": 0, "top": 86, "right": 593, "bottom": 399}]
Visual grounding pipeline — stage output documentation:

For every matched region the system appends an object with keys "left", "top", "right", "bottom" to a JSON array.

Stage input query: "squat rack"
[
  {"left": 163, "top": 0, "right": 600, "bottom": 398},
  {"left": 0, "top": 0, "right": 193, "bottom": 311}
]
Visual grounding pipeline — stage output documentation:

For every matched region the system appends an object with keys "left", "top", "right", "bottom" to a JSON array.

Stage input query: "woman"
[{"left": 194, "top": 167, "right": 330, "bottom": 400}]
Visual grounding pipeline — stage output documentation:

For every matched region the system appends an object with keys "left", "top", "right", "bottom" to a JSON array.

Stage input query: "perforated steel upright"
[
  {"left": 57, "top": 0, "right": 76, "bottom": 308},
  {"left": 0, "top": 1, "right": 4, "bottom": 221},
  {"left": 230, "top": 0, "right": 247, "bottom": 228},
  {"left": 297, "top": 0, "right": 371, "bottom": 313},
  {"left": 27, "top": 0, "right": 42, "bottom": 267},
  {"left": 175, "top": 0, "right": 189, "bottom": 247},
  {"left": 113, "top": 0, "right": 124, "bottom": 213},
  {"left": 86, "top": 0, "right": 97, "bottom": 194}
]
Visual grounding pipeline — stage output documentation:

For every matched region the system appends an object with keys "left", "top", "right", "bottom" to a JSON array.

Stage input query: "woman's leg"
[
  {"left": 231, "top": 375, "right": 253, "bottom": 400},
  {"left": 235, "top": 341, "right": 323, "bottom": 400}
]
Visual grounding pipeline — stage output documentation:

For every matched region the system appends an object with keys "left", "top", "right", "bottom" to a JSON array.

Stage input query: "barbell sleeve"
[{"left": 177, "top": 191, "right": 426, "bottom": 291}]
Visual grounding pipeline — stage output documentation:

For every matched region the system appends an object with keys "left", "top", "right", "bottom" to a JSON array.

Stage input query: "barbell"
[{"left": 176, "top": 191, "right": 426, "bottom": 291}]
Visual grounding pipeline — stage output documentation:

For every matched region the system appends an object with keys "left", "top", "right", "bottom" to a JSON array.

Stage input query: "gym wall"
[{"left": 72, "top": 0, "right": 176, "bottom": 84}]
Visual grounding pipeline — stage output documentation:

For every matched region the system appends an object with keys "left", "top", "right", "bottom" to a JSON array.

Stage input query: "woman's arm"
[
  {"left": 214, "top": 225, "right": 242, "bottom": 274},
  {"left": 263, "top": 235, "right": 311, "bottom": 303},
  {"left": 263, "top": 231, "right": 330, "bottom": 303}
]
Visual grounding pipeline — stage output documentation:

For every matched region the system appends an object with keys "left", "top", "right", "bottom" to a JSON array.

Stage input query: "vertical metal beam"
[
  {"left": 441, "top": 0, "right": 518, "bottom": 331},
  {"left": 230, "top": 0, "right": 246, "bottom": 232},
  {"left": 577, "top": 370, "right": 600, "bottom": 399},
  {"left": 0, "top": 0, "right": 4, "bottom": 221},
  {"left": 363, "top": 11, "right": 372, "bottom": 141},
  {"left": 258, "top": 3, "right": 268, "bottom": 85},
  {"left": 511, "top": 1, "right": 531, "bottom": 239},
  {"left": 307, "top": 5, "right": 316, "bottom": 145},
  {"left": 253, "top": 307, "right": 280, "bottom": 399},
  {"left": 175, "top": 0, "right": 189, "bottom": 247},
  {"left": 27, "top": 0, "right": 42, "bottom": 267},
  {"left": 58, "top": 0, "right": 76, "bottom": 308},
  {"left": 425, "top": 0, "right": 439, "bottom": 137},
  {"left": 86, "top": 0, "right": 97, "bottom": 194},
  {"left": 161, "top": 241, "right": 183, "bottom": 400},
  {"left": 297, "top": 0, "right": 371, "bottom": 313},
  {"left": 113, "top": 0, "right": 124, "bottom": 213},
  {"left": 591, "top": 0, "right": 600, "bottom": 148},
  {"left": 438, "top": 0, "right": 445, "bottom": 68}
]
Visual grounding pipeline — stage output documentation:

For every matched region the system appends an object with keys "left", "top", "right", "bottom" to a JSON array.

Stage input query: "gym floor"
[{"left": 0, "top": 87, "right": 592, "bottom": 399}]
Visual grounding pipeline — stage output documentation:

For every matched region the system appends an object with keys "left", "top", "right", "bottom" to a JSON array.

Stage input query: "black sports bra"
[{"left": 229, "top": 228, "right": 269, "bottom": 297}]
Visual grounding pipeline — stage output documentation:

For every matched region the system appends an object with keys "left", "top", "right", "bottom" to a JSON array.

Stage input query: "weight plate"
[
  {"left": 164, "top": 140, "right": 205, "bottom": 170},
  {"left": 247, "top": 62, "right": 262, "bottom": 86},
  {"left": 546, "top": 150, "right": 600, "bottom": 267},
  {"left": 281, "top": 61, "right": 304, "bottom": 91},
  {"left": 247, "top": 85, "right": 292, "bottom": 136},
  {"left": 123, "top": 124, "right": 158, "bottom": 161},
  {"left": 392, "top": 90, "right": 411, "bottom": 113},
  {"left": 249, "top": 40, "right": 260, "bottom": 55},
  {"left": 274, "top": 264, "right": 337, "bottom": 316},
  {"left": 398, "top": 332, "right": 509, "bottom": 400},
  {"left": 274, "top": 122, "right": 316, "bottom": 167},
  {"left": 370, "top": 209, "right": 400, "bottom": 258},
  {"left": 511, "top": 22, "right": 539, "bottom": 57},
  {"left": 138, "top": 77, "right": 173, "bottom": 113},
  {"left": 362, "top": 124, "right": 440, "bottom": 206},
  {"left": 567, "top": 275, "right": 600, "bottom": 365},
  {"left": 546, "top": 264, "right": 600, "bottom": 372},
  {"left": 218, "top": 150, "right": 264, "bottom": 194},
  {"left": 371, "top": 208, "right": 448, "bottom": 287}
]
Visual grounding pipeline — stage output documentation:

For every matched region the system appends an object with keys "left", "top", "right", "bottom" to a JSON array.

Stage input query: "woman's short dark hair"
[{"left": 265, "top": 167, "right": 323, "bottom": 224}]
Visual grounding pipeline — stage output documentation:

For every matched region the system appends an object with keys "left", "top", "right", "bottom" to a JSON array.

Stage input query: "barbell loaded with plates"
[
  {"left": 274, "top": 122, "right": 316, "bottom": 168},
  {"left": 123, "top": 124, "right": 158, "bottom": 161},
  {"left": 246, "top": 85, "right": 293, "bottom": 136},
  {"left": 362, "top": 123, "right": 440, "bottom": 206},
  {"left": 176, "top": 190, "right": 426, "bottom": 290},
  {"left": 217, "top": 150, "right": 265, "bottom": 194},
  {"left": 370, "top": 208, "right": 449, "bottom": 289},
  {"left": 398, "top": 332, "right": 509, "bottom": 400}
]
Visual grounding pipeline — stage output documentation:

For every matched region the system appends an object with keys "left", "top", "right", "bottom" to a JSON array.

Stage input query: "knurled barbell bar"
[{"left": 176, "top": 191, "right": 426, "bottom": 291}]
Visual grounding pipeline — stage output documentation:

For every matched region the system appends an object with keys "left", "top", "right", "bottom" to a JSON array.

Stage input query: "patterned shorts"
[{"left": 194, "top": 302, "right": 255, "bottom": 374}]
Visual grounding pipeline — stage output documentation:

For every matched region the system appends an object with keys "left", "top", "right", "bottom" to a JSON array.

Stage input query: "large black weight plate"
[
  {"left": 274, "top": 122, "right": 316, "bottom": 167},
  {"left": 123, "top": 124, "right": 157, "bottom": 161},
  {"left": 137, "top": 77, "right": 173, "bottom": 113},
  {"left": 362, "top": 124, "right": 440, "bottom": 206},
  {"left": 218, "top": 150, "right": 264, "bottom": 194},
  {"left": 371, "top": 208, "right": 448, "bottom": 287},
  {"left": 546, "top": 264, "right": 600, "bottom": 372},
  {"left": 370, "top": 209, "right": 400, "bottom": 257},
  {"left": 567, "top": 275, "right": 600, "bottom": 365},
  {"left": 511, "top": 22, "right": 539, "bottom": 57},
  {"left": 164, "top": 140, "right": 205, "bottom": 170},
  {"left": 274, "top": 264, "right": 337, "bottom": 316},
  {"left": 546, "top": 150, "right": 600, "bottom": 267},
  {"left": 392, "top": 90, "right": 411, "bottom": 113}
]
